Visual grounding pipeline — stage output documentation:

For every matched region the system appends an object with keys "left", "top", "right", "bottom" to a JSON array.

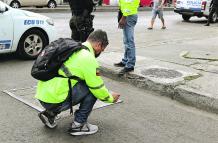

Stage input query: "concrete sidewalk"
[
  {"left": 98, "top": 51, "right": 218, "bottom": 114},
  {"left": 21, "top": 5, "right": 174, "bottom": 13}
]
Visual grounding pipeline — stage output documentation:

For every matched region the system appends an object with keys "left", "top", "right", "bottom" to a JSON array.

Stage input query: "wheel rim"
[
  {"left": 12, "top": 2, "right": 19, "bottom": 8},
  {"left": 24, "top": 34, "right": 43, "bottom": 57},
  {"left": 49, "top": 2, "right": 55, "bottom": 8}
]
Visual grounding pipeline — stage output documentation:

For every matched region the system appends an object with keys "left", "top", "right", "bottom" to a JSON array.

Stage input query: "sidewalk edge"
[{"left": 100, "top": 66, "right": 218, "bottom": 114}]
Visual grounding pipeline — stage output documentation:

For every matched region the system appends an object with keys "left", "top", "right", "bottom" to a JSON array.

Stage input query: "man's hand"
[
  {"left": 111, "top": 92, "right": 120, "bottom": 103},
  {"left": 118, "top": 16, "right": 126, "bottom": 29}
]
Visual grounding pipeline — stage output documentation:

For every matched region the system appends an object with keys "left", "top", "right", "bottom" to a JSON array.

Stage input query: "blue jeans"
[
  {"left": 39, "top": 81, "right": 97, "bottom": 124},
  {"left": 122, "top": 14, "right": 138, "bottom": 69}
]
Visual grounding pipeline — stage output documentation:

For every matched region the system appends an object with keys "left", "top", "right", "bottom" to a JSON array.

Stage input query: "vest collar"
[{"left": 82, "top": 41, "right": 95, "bottom": 56}]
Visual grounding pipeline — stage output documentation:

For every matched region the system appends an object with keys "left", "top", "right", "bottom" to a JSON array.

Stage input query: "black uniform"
[
  {"left": 68, "top": 0, "right": 95, "bottom": 42},
  {"left": 205, "top": 0, "right": 218, "bottom": 26}
]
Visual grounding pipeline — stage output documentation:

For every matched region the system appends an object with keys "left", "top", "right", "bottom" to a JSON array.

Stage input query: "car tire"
[
  {"left": 10, "top": 0, "right": 21, "bottom": 8},
  {"left": 17, "top": 29, "right": 48, "bottom": 60},
  {"left": 47, "top": 0, "right": 57, "bottom": 8},
  {"left": 182, "top": 15, "right": 191, "bottom": 21}
]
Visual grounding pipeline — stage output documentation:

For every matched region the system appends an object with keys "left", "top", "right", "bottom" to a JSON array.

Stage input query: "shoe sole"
[
  {"left": 38, "top": 113, "right": 57, "bottom": 129},
  {"left": 70, "top": 129, "right": 98, "bottom": 136}
]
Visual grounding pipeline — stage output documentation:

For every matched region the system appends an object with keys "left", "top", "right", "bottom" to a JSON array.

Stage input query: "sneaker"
[
  {"left": 38, "top": 111, "right": 57, "bottom": 129},
  {"left": 68, "top": 121, "right": 98, "bottom": 136},
  {"left": 114, "top": 61, "right": 125, "bottom": 67},
  {"left": 118, "top": 67, "right": 134, "bottom": 76},
  {"left": 147, "top": 27, "right": 153, "bottom": 30}
]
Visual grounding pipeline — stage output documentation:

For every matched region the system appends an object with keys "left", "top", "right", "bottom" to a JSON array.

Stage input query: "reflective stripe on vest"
[
  {"left": 101, "top": 95, "right": 110, "bottom": 101},
  {"left": 88, "top": 83, "right": 104, "bottom": 90}
]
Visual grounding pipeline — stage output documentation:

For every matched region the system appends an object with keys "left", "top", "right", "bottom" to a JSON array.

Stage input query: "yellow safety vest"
[{"left": 119, "top": 0, "right": 140, "bottom": 16}]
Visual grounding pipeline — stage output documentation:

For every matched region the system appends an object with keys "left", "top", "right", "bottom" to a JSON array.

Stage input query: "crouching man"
[{"left": 35, "top": 29, "right": 120, "bottom": 136}]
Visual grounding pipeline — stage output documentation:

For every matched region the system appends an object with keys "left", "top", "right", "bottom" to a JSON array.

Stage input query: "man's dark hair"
[{"left": 87, "top": 29, "right": 109, "bottom": 48}]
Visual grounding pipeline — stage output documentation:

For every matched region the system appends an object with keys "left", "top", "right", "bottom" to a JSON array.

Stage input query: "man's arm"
[
  {"left": 158, "top": 0, "right": 165, "bottom": 9},
  {"left": 118, "top": 16, "right": 126, "bottom": 29},
  {"left": 82, "top": 56, "right": 120, "bottom": 103}
]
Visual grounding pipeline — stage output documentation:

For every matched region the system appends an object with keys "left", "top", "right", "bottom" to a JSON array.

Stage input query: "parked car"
[
  {"left": 0, "top": 1, "right": 57, "bottom": 59},
  {"left": 2, "top": 0, "right": 61, "bottom": 8},
  {"left": 174, "top": 0, "right": 217, "bottom": 22}
]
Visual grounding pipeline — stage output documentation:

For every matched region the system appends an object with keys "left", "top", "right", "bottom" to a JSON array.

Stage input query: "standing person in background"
[
  {"left": 205, "top": 0, "right": 218, "bottom": 26},
  {"left": 114, "top": 0, "right": 140, "bottom": 76},
  {"left": 68, "top": 0, "right": 99, "bottom": 42},
  {"left": 147, "top": 0, "right": 166, "bottom": 30}
]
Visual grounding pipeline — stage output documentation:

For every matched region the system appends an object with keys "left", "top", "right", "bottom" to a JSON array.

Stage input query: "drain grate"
[{"left": 141, "top": 68, "right": 183, "bottom": 79}]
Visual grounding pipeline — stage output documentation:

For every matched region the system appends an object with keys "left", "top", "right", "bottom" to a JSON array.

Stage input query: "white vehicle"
[
  {"left": 2, "top": 0, "right": 61, "bottom": 8},
  {"left": 0, "top": 1, "right": 56, "bottom": 59},
  {"left": 174, "top": 0, "right": 217, "bottom": 22}
]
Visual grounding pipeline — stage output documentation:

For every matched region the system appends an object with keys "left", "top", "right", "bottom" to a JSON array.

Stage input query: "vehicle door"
[
  {"left": 0, "top": 2, "right": 13, "bottom": 53},
  {"left": 176, "top": 0, "right": 187, "bottom": 9},
  {"left": 186, "top": 0, "right": 202, "bottom": 11},
  {"left": 34, "top": 0, "right": 47, "bottom": 6},
  {"left": 21, "top": 0, "right": 40, "bottom": 6}
]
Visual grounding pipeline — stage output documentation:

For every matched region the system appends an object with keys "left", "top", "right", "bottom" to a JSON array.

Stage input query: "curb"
[
  {"left": 21, "top": 6, "right": 174, "bottom": 13},
  {"left": 100, "top": 66, "right": 176, "bottom": 97},
  {"left": 175, "top": 86, "right": 218, "bottom": 114},
  {"left": 100, "top": 66, "right": 218, "bottom": 114}
]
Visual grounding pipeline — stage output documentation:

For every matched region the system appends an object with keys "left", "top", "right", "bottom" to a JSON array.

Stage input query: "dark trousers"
[
  {"left": 69, "top": 15, "right": 94, "bottom": 42},
  {"left": 207, "top": 4, "right": 218, "bottom": 24},
  {"left": 39, "top": 81, "right": 97, "bottom": 124}
]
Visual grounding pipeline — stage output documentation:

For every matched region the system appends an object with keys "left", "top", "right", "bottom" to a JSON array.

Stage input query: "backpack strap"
[
  {"left": 59, "top": 65, "right": 81, "bottom": 114},
  {"left": 68, "top": 78, "right": 74, "bottom": 114},
  {"left": 59, "top": 65, "right": 81, "bottom": 80},
  {"left": 81, "top": 45, "right": 90, "bottom": 51}
]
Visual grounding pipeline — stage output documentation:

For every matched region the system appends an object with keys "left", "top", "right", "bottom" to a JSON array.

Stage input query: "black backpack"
[{"left": 31, "top": 38, "right": 88, "bottom": 81}]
